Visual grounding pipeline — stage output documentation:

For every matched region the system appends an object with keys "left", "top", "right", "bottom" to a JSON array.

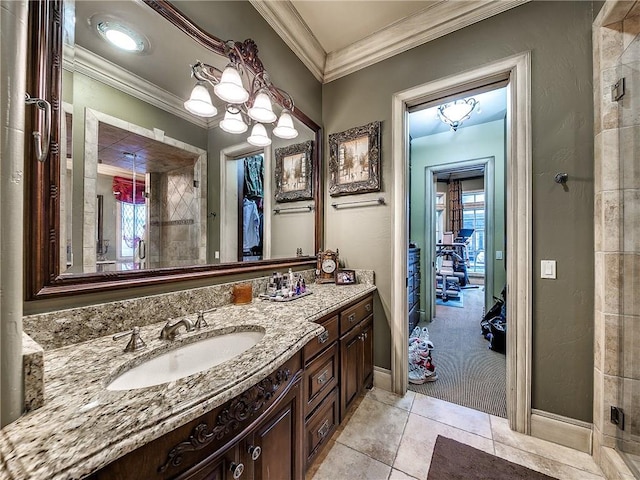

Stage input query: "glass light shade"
[
  {"left": 272, "top": 110, "right": 298, "bottom": 139},
  {"left": 97, "top": 22, "right": 145, "bottom": 52},
  {"left": 184, "top": 84, "right": 217, "bottom": 117},
  {"left": 437, "top": 98, "right": 478, "bottom": 131},
  {"left": 441, "top": 102, "right": 474, "bottom": 122},
  {"left": 213, "top": 66, "right": 249, "bottom": 104},
  {"left": 247, "top": 92, "right": 277, "bottom": 124},
  {"left": 219, "top": 110, "right": 248, "bottom": 134},
  {"left": 247, "top": 123, "right": 272, "bottom": 147}
]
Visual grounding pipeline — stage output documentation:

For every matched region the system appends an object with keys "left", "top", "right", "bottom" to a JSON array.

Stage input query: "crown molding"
[
  {"left": 248, "top": 0, "right": 325, "bottom": 83},
  {"left": 324, "top": 0, "right": 529, "bottom": 83},
  {"left": 251, "top": 0, "right": 529, "bottom": 84},
  {"left": 66, "top": 46, "right": 213, "bottom": 130}
]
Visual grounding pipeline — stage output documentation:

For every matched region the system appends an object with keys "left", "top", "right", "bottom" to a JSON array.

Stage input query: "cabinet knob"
[
  {"left": 317, "top": 370, "right": 329, "bottom": 385},
  {"left": 348, "top": 314, "right": 356, "bottom": 323},
  {"left": 318, "top": 419, "right": 330, "bottom": 439},
  {"left": 229, "top": 462, "right": 245, "bottom": 479},
  {"left": 247, "top": 445, "right": 262, "bottom": 461},
  {"left": 318, "top": 331, "right": 329, "bottom": 344},
  {"left": 365, "top": 303, "right": 371, "bottom": 312}
]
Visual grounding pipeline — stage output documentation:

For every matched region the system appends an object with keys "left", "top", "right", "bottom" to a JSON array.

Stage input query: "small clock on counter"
[{"left": 316, "top": 249, "right": 339, "bottom": 283}]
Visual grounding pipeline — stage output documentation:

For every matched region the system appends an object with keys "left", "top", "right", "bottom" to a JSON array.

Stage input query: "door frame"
[
  {"left": 391, "top": 52, "right": 532, "bottom": 433},
  {"left": 424, "top": 157, "right": 495, "bottom": 318},
  {"left": 220, "top": 143, "right": 272, "bottom": 263}
]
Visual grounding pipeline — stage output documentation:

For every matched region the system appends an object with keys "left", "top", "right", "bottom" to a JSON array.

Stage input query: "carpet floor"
[
  {"left": 427, "top": 435, "right": 557, "bottom": 479},
  {"left": 408, "top": 284, "right": 507, "bottom": 417}
]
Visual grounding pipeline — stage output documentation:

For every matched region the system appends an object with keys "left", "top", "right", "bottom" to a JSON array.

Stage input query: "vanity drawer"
[
  {"left": 304, "top": 315, "right": 338, "bottom": 362},
  {"left": 304, "top": 342, "right": 338, "bottom": 416},
  {"left": 339, "top": 295, "right": 373, "bottom": 336},
  {"left": 305, "top": 387, "right": 339, "bottom": 469}
]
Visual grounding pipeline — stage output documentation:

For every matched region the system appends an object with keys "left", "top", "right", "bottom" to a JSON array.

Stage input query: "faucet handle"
[
  {"left": 195, "top": 308, "right": 216, "bottom": 329},
  {"left": 113, "top": 326, "right": 146, "bottom": 353}
]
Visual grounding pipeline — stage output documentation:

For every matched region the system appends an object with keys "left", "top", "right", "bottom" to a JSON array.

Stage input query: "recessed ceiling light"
[{"left": 96, "top": 21, "right": 145, "bottom": 53}]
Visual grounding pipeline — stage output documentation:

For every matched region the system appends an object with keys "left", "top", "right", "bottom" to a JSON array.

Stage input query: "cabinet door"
[
  {"left": 249, "top": 383, "right": 303, "bottom": 480},
  {"left": 339, "top": 326, "right": 361, "bottom": 422},
  {"left": 177, "top": 446, "right": 241, "bottom": 480},
  {"left": 360, "top": 315, "right": 374, "bottom": 390}
]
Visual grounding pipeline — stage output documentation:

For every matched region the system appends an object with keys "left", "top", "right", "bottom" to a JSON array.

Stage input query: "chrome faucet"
[{"left": 159, "top": 318, "right": 194, "bottom": 340}]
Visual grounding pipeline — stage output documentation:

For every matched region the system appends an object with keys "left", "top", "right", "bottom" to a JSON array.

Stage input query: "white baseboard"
[
  {"left": 373, "top": 366, "right": 392, "bottom": 392},
  {"left": 531, "top": 409, "right": 593, "bottom": 454}
]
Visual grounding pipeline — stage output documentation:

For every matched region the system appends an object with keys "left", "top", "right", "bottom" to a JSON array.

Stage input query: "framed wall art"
[
  {"left": 328, "top": 121, "right": 381, "bottom": 196},
  {"left": 335, "top": 269, "right": 356, "bottom": 285},
  {"left": 274, "top": 140, "right": 314, "bottom": 202}
]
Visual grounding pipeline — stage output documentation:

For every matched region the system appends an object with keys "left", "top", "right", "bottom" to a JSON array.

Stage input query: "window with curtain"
[{"left": 462, "top": 191, "right": 485, "bottom": 274}]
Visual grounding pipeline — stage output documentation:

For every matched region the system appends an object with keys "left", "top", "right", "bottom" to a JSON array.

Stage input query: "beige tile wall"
[{"left": 593, "top": 1, "right": 640, "bottom": 476}]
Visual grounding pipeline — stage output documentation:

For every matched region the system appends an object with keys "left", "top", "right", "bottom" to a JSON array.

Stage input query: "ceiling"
[
  {"left": 290, "top": 1, "right": 436, "bottom": 54},
  {"left": 72, "top": 1, "right": 517, "bottom": 142},
  {"left": 409, "top": 87, "right": 507, "bottom": 138}
]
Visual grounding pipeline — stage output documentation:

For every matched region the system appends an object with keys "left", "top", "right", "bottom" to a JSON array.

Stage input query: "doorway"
[
  {"left": 391, "top": 52, "right": 532, "bottom": 433},
  {"left": 406, "top": 84, "right": 508, "bottom": 416}
]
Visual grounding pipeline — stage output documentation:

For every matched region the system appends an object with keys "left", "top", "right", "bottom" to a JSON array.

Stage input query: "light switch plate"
[
  {"left": 495, "top": 250, "right": 503, "bottom": 260},
  {"left": 541, "top": 260, "right": 556, "bottom": 279}
]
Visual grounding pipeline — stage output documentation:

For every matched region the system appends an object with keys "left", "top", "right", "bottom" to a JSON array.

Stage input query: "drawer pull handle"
[
  {"left": 317, "top": 370, "right": 329, "bottom": 385},
  {"left": 348, "top": 314, "right": 356, "bottom": 323},
  {"left": 230, "top": 462, "right": 245, "bottom": 479},
  {"left": 318, "top": 419, "right": 330, "bottom": 439},
  {"left": 318, "top": 331, "right": 329, "bottom": 344},
  {"left": 248, "top": 445, "right": 262, "bottom": 461},
  {"left": 365, "top": 303, "right": 371, "bottom": 312}
]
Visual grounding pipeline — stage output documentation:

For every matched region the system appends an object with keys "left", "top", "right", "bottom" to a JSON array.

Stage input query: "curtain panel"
[
  {"left": 448, "top": 180, "right": 463, "bottom": 236},
  {"left": 113, "top": 176, "right": 146, "bottom": 204}
]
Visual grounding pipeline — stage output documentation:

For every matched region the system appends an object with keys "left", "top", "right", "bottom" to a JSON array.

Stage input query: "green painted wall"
[
  {"left": 410, "top": 119, "right": 506, "bottom": 311},
  {"left": 322, "top": 1, "right": 595, "bottom": 421}
]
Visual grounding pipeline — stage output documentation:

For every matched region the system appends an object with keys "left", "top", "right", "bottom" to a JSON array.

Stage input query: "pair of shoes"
[
  {"left": 409, "top": 362, "right": 429, "bottom": 384},
  {"left": 409, "top": 337, "right": 434, "bottom": 353},
  {"left": 410, "top": 326, "right": 430, "bottom": 341},
  {"left": 408, "top": 360, "right": 438, "bottom": 384}
]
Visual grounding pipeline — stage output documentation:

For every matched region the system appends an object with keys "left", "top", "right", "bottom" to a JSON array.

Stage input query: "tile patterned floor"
[{"left": 306, "top": 388, "right": 605, "bottom": 480}]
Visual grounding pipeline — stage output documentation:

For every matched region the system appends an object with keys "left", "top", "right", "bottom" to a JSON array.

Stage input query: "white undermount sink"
[{"left": 106, "top": 330, "right": 265, "bottom": 391}]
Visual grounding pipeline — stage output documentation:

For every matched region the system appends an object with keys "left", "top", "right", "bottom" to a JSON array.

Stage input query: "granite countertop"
[{"left": 0, "top": 283, "right": 376, "bottom": 480}]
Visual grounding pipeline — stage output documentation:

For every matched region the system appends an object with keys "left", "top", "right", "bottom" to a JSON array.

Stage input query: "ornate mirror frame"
[{"left": 25, "top": 0, "right": 323, "bottom": 300}]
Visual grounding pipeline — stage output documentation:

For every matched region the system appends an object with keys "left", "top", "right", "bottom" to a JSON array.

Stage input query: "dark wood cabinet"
[
  {"left": 85, "top": 291, "right": 374, "bottom": 480},
  {"left": 339, "top": 301, "right": 373, "bottom": 422},
  {"left": 86, "top": 354, "right": 303, "bottom": 480},
  {"left": 408, "top": 247, "right": 421, "bottom": 334}
]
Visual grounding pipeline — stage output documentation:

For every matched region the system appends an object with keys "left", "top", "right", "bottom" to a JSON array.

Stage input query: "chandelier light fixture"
[
  {"left": 184, "top": 41, "right": 298, "bottom": 147},
  {"left": 437, "top": 97, "right": 479, "bottom": 131}
]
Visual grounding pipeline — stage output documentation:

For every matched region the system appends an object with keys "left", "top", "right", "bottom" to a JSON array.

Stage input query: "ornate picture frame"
[
  {"left": 328, "top": 121, "right": 381, "bottom": 197},
  {"left": 274, "top": 140, "right": 314, "bottom": 202}
]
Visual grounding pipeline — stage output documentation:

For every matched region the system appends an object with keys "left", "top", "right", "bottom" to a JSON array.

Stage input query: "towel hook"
[{"left": 25, "top": 93, "right": 51, "bottom": 162}]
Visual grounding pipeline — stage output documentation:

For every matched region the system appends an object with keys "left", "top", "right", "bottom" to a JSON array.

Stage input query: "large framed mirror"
[{"left": 25, "top": 0, "right": 323, "bottom": 299}]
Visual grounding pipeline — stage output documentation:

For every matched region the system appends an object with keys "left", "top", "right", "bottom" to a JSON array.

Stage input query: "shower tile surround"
[
  {"left": 8, "top": 270, "right": 375, "bottom": 479},
  {"left": 593, "top": 2, "right": 640, "bottom": 478}
]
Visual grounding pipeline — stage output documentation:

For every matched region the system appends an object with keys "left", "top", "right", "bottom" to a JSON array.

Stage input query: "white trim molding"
[
  {"left": 531, "top": 409, "right": 593, "bottom": 454},
  {"left": 70, "top": 46, "right": 212, "bottom": 130},
  {"left": 391, "top": 51, "right": 532, "bottom": 433},
  {"left": 251, "top": 0, "right": 529, "bottom": 84},
  {"left": 373, "top": 366, "right": 392, "bottom": 392},
  {"left": 248, "top": 0, "right": 325, "bottom": 83}
]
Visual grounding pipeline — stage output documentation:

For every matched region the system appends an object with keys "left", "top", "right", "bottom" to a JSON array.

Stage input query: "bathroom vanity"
[{"left": 0, "top": 281, "right": 375, "bottom": 479}]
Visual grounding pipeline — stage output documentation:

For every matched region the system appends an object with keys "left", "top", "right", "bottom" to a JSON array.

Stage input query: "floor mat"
[
  {"left": 427, "top": 435, "right": 557, "bottom": 479},
  {"left": 435, "top": 294, "right": 463, "bottom": 308}
]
